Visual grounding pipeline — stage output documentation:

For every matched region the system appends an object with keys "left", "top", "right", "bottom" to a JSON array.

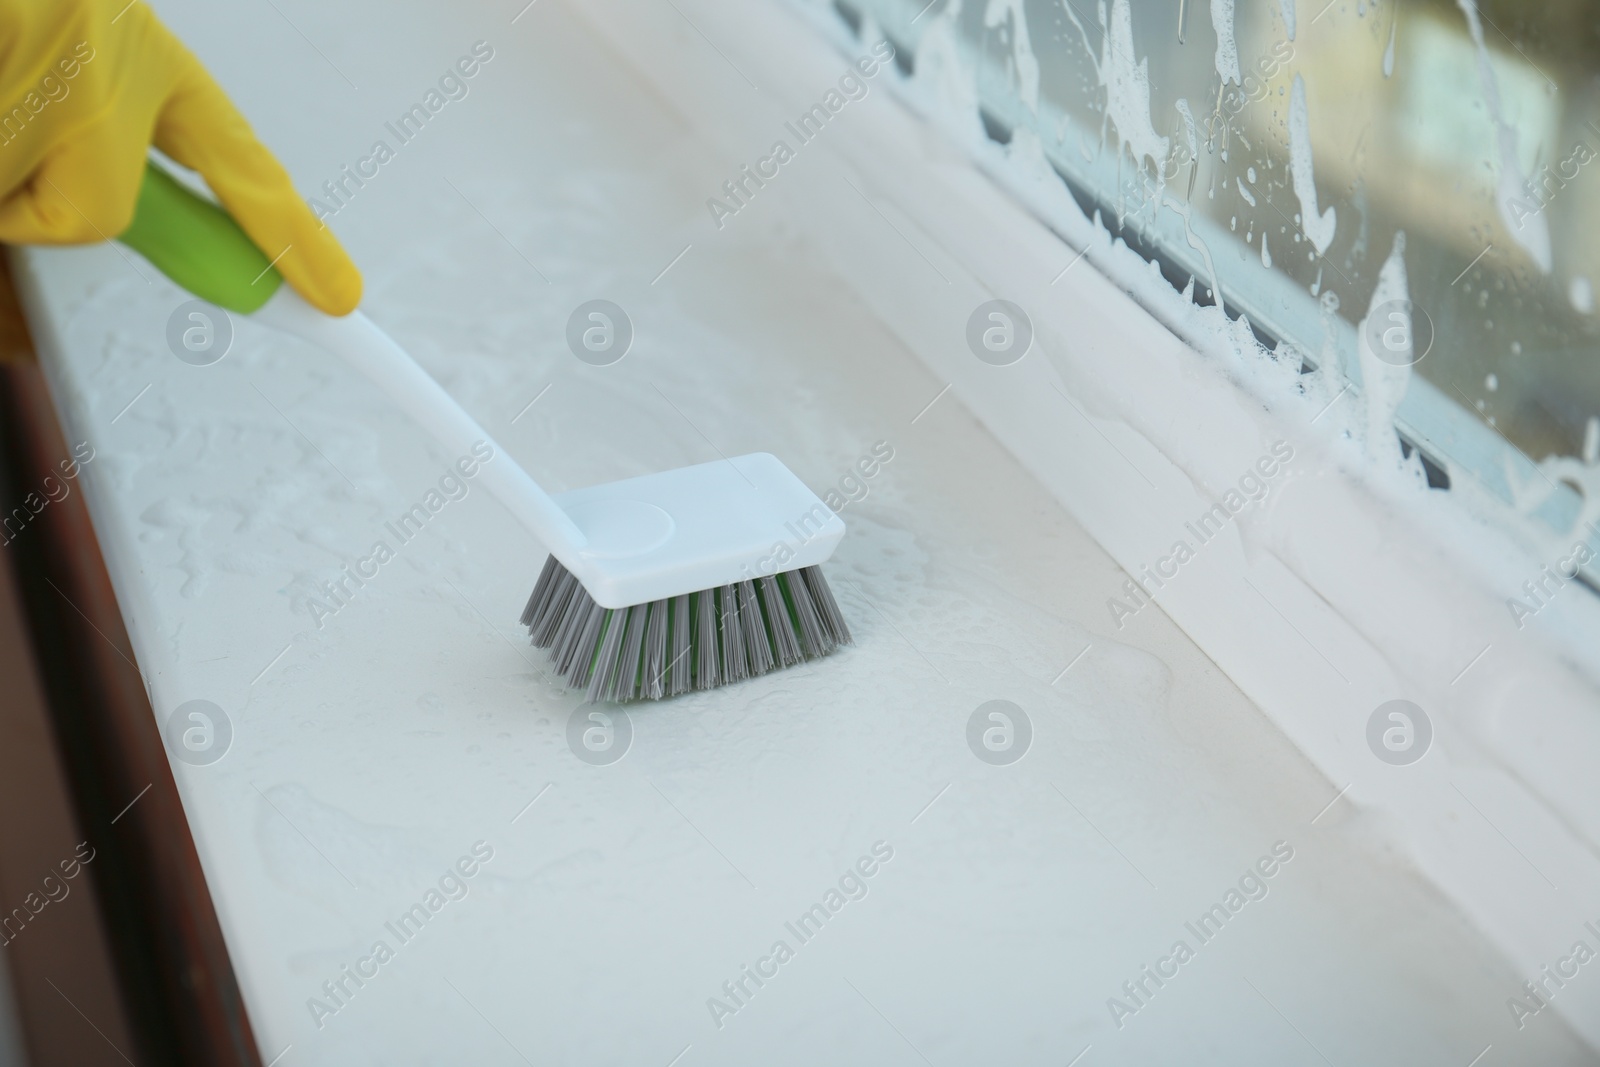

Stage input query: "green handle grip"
[{"left": 118, "top": 161, "right": 283, "bottom": 314}]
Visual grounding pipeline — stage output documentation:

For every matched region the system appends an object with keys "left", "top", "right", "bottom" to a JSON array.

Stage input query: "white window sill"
[{"left": 575, "top": 0, "right": 1600, "bottom": 1046}]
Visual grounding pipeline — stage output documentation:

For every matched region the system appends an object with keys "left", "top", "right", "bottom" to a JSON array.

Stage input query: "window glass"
[{"left": 829, "top": 0, "right": 1600, "bottom": 551}]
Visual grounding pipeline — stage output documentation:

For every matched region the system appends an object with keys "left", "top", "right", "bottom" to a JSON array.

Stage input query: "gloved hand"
[{"left": 0, "top": 0, "right": 361, "bottom": 315}]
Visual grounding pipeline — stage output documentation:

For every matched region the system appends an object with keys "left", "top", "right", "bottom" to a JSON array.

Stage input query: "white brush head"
[{"left": 554, "top": 453, "right": 844, "bottom": 608}]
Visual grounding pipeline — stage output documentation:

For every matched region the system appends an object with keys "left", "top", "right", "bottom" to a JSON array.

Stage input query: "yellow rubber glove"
[{"left": 0, "top": 0, "right": 361, "bottom": 315}]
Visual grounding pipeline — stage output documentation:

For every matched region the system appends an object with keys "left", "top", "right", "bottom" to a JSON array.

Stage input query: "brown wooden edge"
[
  {"left": 0, "top": 253, "right": 262, "bottom": 1066},
  {"left": 0, "top": 460, "right": 137, "bottom": 1063}
]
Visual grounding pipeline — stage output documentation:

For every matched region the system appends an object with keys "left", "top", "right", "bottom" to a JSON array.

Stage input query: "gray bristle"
[
  {"left": 585, "top": 607, "right": 630, "bottom": 703},
  {"left": 695, "top": 589, "right": 720, "bottom": 692},
  {"left": 520, "top": 556, "right": 561, "bottom": 629},
  {"left": 719, "top": 584, "right": 748, "bottom": 683},
  {"left": 758, "top": 574, "right": 802, "bottom": 668},
  {"left": 670, "top": 595, "right": 692, "bottom": 697},
  {"left": 738, "top": 580, "right": 774, "bottom": 676},
  {"left": 520, "top": 558, "right": 852, "bottom": 703},
  {"left": 783, "top": 569, "right": 829, "bottom": 658},
  {"left": 802, "top": 566, "right": 849, "bottom": 643},
  {"left": 642, "top": 601, "right": 668, "bottom": 700}
]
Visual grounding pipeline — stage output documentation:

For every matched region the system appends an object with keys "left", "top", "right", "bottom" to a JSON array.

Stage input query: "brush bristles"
[{"left": 521, "top": 558, "right": 851, "bottom": 702}]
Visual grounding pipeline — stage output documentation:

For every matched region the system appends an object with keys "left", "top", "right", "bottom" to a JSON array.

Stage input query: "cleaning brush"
[
  {"left": 523, "top": 557, "right": 849, "bottom": 701},
  {"left": 118, "top": 161, "right": 851, "bottom": 701}
]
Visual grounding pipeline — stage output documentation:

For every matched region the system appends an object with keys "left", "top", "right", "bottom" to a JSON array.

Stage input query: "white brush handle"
[{"left": 254, "top": 287, "right": 589, "bottom": 559}]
